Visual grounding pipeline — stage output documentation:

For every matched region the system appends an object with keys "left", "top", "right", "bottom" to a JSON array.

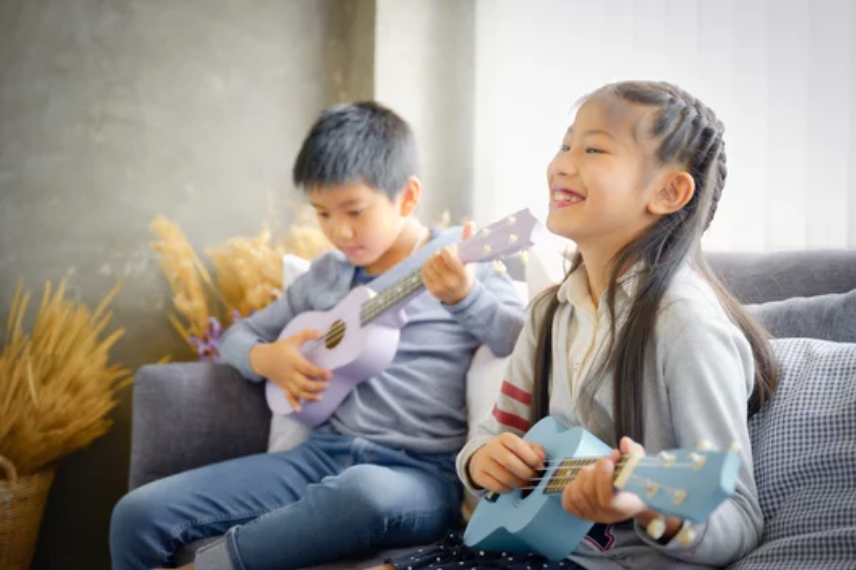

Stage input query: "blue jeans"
[{"left": 110, "top": 427, "right": 461, "bottom": 570}]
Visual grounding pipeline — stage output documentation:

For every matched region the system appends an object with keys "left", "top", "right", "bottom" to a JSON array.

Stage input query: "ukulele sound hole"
[
  {"left": 519, "top": 467, "right": 546, "bottom": 500},
  {"left": 325, "top": 320, "right": 346, "bottom": 349}
]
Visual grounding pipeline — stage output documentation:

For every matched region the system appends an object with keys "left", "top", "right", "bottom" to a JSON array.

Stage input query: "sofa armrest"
[{"left": 129, "top": 362, "right": 271, "bottom": 489}]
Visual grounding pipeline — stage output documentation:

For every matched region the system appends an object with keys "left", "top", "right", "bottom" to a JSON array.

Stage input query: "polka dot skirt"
[{"left": 386, "top": 531, "right": 584, "bottom": 570}]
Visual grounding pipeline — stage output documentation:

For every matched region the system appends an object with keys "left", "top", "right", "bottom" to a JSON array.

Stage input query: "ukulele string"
[
  {"left": 299, "top": 247, "right": 518, "bottom": 354},
  {"left": 298, "top": 273, "right": 425, "bottom": 355},
  {"left": 292, "top": 216, "right": 530, "bottom": 354},
  {"left": 515, "top": 473, "right": 687, "bottom": 495},
  {"left": 522, "top": 459, "right": 698, "bottom": 485}
]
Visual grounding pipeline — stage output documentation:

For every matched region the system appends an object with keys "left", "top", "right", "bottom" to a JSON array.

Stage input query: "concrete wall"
[
  {"left": 375, "top": 0, "right": 476, "bottom": 223},
  {"left": 0, "top": 1, "right": 347, "bottom": 568},
  {"left": 0, "top": 1, "right": 475, "bottom": 568}
]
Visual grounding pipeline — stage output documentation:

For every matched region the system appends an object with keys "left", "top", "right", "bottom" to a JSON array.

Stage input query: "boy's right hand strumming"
[
  {"left": 468, "top": 432, "right": 546, "bottom": 493},
  {"left": 249, "top": 329, "right": 332, "bottom": 412}
]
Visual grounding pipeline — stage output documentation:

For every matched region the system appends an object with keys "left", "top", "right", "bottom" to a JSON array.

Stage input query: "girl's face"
[{"left": 546, "top": 97, "right": 663, "bottom": 255}]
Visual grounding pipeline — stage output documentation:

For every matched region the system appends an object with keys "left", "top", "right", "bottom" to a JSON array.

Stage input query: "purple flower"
[
  {"left": 189, "top": 316, "right": 225, "bottom": 363},
  {"left": 188, "top": 310, "right": 252, "bottom": 363}
]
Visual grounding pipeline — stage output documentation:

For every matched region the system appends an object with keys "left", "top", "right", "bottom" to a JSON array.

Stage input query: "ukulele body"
[
  {"left": 464, "top": 417, "right": 740, "bottom": 561},
  {"left": 464, "top": 418, "right": 612, "bottom": 560},
  {"left": 264, "top": 284, "right": 408, "bottom": 425}
]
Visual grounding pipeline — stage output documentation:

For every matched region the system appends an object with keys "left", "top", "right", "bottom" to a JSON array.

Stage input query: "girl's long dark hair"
[{"left": 534, "top": 81, "right": 778, "bottom": 445}]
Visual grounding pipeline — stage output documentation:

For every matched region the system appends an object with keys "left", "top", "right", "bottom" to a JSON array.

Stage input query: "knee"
[
  {"left": 329, "top": 465, "right": 454, "bottom": 544},
  {"left": 332, "top": 465, "right": 402, "bottom": 518},
  {"left": 110, "top": 486, "right": 167, "bottom": 552},
  {"left": 301, "top": 465, "right": 400, "bottom": 532}
]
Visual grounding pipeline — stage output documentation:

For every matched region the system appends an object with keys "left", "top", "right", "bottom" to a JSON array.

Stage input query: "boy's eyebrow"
[{"left": 309, "top": 198, "right": 365, "bottom": 210}]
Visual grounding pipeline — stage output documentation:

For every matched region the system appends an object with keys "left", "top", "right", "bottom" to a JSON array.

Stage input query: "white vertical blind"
[{"left": 472, "top": 0, "right": 856, "bottom": 251}]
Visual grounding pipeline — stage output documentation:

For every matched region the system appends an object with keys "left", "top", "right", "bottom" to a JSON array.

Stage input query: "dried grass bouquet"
[
  {"left": 0, "top": 280, "right": 131, "bottom": 476},
  {"left": 150, "top": 209, "right": 331, "bottom": 362}
]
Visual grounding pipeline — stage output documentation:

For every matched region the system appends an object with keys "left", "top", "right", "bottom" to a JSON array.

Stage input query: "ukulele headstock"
[
  {"left": 457, "top": 209, "right": 543, "bottom": 265},
  {"left": 617, "top": 442, "right": 740, "bottom": 524}
]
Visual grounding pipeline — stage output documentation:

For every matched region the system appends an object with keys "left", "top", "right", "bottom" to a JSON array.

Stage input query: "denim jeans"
[{"left": 110, "top": 427, "right": 461, "bottom": 570}]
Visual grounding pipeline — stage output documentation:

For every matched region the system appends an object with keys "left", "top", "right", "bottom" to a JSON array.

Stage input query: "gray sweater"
[
  {"left": 458, "top": 264, "right": 763, "bottom": 569},
  {"left": 219, "top": 227, "right": 526, "bottom": 454}
]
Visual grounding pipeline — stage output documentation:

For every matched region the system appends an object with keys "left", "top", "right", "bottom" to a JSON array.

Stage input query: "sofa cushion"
[
  {"left": 730, "top": 338, "right": 856, "bottom": 569},
  {"left": 745, "top": 289, "right": 856, "bottom": 343}
]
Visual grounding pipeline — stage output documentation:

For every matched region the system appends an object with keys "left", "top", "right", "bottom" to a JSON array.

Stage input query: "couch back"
[
  {"left": 706, "top": 249, "right": 856, "bottom": 303},
  {"left": 508, "top": 248, "right": 856, "bottom": 303}
]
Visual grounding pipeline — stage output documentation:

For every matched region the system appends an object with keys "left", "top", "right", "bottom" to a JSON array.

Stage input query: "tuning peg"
[
  {"left": 481, "top": 227, "right": 491, "bottom": 236},
  {"left": 506, "top": 215, "right": 516, "bottom": 225},
  {"left": 482, "top": 245, "right": 492, "bottom": 255},
  {"left": 677, "top": 522, "right": 697, "bottom": 546},
  {"left": 520, "top": 249, "right": 529, "bottom": 266},
  {"left": 696, "top": 440, "right": 714, "bottom": 451},
  {"left": 493, "top": 259, "right": 507, "bottom": 275},
  {"left": 688, "top": 452, "right": 707, "bottom": 470},
  {"left": 729, "top": 441, "right": 741, "bottom": 453},
  {"left": 670, "top": 489, "right": 687, "bottom": 505},
  {"left": 507, "top": 234, "right": 518, "bottom": 244},
  {"left": 645, "top": 482, "right": 660, "bottom": 498},
  {"left": 646, "top": 516, "right": 666, "bottom": 540},
  {"left": 658, "top": 451, "right": 675, "bottom": 467}
]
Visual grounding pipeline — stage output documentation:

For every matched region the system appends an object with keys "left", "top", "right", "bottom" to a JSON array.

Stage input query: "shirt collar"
[{"left": 556, "top": 260, "right": 646, "bottom": 316}]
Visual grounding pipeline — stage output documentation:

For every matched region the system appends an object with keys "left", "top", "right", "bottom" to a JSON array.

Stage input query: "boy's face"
[{"left": 308, "top": 183, "right": 411, "bottom": 272}]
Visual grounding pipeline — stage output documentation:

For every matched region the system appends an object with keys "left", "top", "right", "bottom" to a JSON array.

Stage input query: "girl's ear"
[
  {"left": 647, "top": 171, "right": 695, "bottom": 216},
  {"left": 397, "top": 175, "right": 422, "bottom": 216}
]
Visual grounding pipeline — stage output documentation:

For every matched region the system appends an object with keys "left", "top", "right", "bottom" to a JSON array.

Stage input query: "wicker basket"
[{"left": 0, "top": 455, "right": 55, "bottom": 570}]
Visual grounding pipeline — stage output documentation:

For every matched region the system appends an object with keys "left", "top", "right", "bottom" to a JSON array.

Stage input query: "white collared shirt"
[{"left": 557, "top": 262, "right": 641, "bottom": 404}]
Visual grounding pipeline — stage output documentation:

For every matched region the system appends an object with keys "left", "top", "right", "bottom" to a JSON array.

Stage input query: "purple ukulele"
[{"left": 265, "top": 208, "right": 543, "bottom": 426}]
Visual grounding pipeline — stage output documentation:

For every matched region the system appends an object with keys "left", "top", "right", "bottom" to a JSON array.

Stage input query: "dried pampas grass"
[
  {"left": 149, "top": 216, "right": 221, "bottom": 345},
  {"left": 0, "top": 280, "right": 131, "bottom": 476},
  {"left": 207, "top": 230, "right": 286, "bottom": 320},
  {"left": 150, "top": 209, "right": 331, "bottom": 361}
]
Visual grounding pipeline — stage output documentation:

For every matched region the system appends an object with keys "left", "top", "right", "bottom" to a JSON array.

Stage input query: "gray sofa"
[{"left": 129, "top": 250, "right": 856, "bottom": 569}]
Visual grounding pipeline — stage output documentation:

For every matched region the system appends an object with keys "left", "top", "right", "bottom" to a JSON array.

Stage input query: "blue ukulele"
[{"left": 463, "top": 417, "right": 740, "bottom": 561}]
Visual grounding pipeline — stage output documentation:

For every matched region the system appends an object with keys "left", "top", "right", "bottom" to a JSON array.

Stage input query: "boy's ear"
[
  {"left": 397, "top": 176, "right": 422, "bottom": 216},
  {"left": 647, "top": 171, "right": 695, "bottom": 216}
]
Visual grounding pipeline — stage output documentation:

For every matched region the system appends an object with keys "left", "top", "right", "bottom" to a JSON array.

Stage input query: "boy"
[{"left": 110, "top": 102, "right": 525, "bottom": 570}]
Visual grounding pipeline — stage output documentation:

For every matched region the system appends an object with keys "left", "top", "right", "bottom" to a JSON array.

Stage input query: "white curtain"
[{"left": 472, "top": 0, "right": 856, "bottom": 251}]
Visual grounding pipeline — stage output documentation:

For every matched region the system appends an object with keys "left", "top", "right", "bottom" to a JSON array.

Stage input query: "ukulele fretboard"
[
  {"left": 544, "top": 457, "right": 633, "bottom": 494},
  {"left": 359, "top": 268, "right": 424, "bottom": 326}
]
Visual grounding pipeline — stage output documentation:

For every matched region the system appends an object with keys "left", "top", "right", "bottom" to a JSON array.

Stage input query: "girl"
[{"left": 373, "top": 80, "right": 778, "bottom": 570}]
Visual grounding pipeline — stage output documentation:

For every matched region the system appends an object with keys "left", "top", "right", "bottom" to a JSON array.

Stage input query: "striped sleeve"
[
  {"left": 456, "top": 297, "right": 548, "bottom": 492},
  {"left": 491, "top": 380, "right": 534, "bottom": 433}
]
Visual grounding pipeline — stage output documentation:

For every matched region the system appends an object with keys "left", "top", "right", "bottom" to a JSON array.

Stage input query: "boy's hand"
[
  {"left": 561, "top": 437, "right": 650, "bottom": 524},
  {"left": 468, "top": 432, "right": 546, "bottom": 493},
  {"left": 250, "top": 329, "right": 332, "bottom": 412},
  {"left": 422, "top": 221, "right": 476, "bottom": 305}
]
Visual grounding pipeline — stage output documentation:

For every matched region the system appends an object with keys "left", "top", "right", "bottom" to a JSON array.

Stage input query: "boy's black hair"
[{"left": 292, "top": 101, "right": 418, "bottom": 199}]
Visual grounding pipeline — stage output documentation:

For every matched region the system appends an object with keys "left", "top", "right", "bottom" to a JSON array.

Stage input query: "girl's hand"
[
  {"left": 468, "top": 432, "right": 546, "bottom": 493},
  {"left": 561, "top": 437, "right": 650, "bottom": 524},
  {"left": 422, "top": 222, "right": 476, "bottom": 305}
]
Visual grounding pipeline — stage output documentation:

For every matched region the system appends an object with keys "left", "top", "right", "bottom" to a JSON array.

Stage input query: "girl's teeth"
[{"left": 553, "top": 191, "right": 582, "bottom": 202}]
